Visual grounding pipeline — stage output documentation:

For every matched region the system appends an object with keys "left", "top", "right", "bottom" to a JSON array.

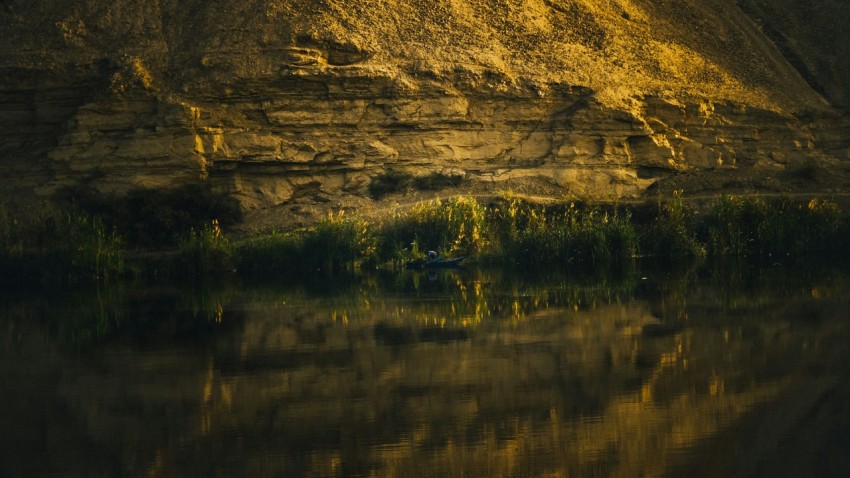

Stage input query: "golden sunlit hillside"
[{"left": 1, "top": 0, "right": 849, "bottom": 227}]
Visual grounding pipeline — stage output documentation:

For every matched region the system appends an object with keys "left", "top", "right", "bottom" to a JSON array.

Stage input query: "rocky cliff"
[{"left": 1, "top": 0, "right": 849, "bottom": 226}]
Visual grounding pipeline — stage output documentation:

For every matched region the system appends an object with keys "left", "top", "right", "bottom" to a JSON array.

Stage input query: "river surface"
[{"left": 2, "top": 265, "right": 850, "bottom": 477}]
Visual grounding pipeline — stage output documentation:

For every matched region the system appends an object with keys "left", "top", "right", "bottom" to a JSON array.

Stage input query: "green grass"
[
  {"left": 235, "top": 211, "right": 376, "bottom": 276},
  {"left": 176, "top": 219, "right": 234, "bottom": 275},
  {"left": 0, "top": 205, "right": 125, "bottom": 285},
  {"left": 57, "top": 183, "right": 242, "bottom": 248},
  {"left": 300, "top": 211, "right": 377, "bottom": 272},
  {"left": 493, "top": 198, "right": 638, "bottom": 269},
  {"left": 234, "top": 232, "right": 301, "bottom": 278},
  {"left": 639, "top": 190, "right": 705, "bottom": 262},
  {"left": 4, "top": 193, "right": 850, "bottom": 285},
  {"left": 701, "top": 195, "right": 846, "bottom": 261},
  {"left": 376, "top": 196, "right": 487, "bottom": 263}
]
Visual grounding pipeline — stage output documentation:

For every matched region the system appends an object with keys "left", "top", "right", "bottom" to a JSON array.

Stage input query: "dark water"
[{"left": 2, "top": 265, "right": 850, "bottom": 477}]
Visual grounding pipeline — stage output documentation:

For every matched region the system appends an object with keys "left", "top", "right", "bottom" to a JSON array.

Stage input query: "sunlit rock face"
[{"left": 1, "top": 0, "right": 849, "bottom": 220}]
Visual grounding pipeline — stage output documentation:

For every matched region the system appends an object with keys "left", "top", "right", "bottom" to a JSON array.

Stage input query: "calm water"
[{"left": 2, "top": 265, "right": 850, "bottom": 477}]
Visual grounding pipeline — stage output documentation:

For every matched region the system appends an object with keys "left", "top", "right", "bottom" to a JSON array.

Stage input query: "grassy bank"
[
  {"left": 199, "top": 193, "right": 850, "bottom": 277},
  {"left": 0, "top": 205, "right": 125, "bottom": 286},
  {"left": 3, "top": 192, "right": 850, "bottom": 285}
]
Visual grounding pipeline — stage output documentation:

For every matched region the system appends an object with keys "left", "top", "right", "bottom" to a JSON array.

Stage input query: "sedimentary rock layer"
[{"left": 1, "top": 0, "right": 848, "bottom": 218}]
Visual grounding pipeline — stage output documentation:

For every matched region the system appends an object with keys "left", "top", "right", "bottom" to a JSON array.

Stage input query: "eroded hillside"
[{"left": 1, "top": 0, "right": 848, "bottom": 227}]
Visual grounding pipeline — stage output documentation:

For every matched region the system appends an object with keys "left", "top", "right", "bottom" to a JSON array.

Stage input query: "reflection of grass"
[
  {"left": 293, "top": 266, "right": 644, "bottom": 328},
  {"left": 5, "top": 255, "right": 844, "bottom": 356},
  {"left": 0, "top": 283, "right": 128, "bottom": 351},
  {"left": 702, "top": 255, "right": 850, "bottom": 310},
  {"left": 4, "top": 274, "right": 247, "bottom": 351}
]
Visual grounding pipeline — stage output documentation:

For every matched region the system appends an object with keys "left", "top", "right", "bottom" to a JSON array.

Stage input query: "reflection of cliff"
[
  {"left": 1, "top": 272, "right": 849, "bottom": 476},
  {"left": 208, "top": 290, "right": 809, "bottom": 477},
  {"left": 1, "top": 1, "right": 849, "bottom": 217}
]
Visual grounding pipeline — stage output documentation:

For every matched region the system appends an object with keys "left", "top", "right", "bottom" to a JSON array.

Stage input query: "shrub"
[
  {"left": 411, "top": 172, "right": 464, "bottom": 191},
  {"left": 369, "top": 170, "right": 413, "bottom": 199},
  {"left": 369, "top": 170, "right": 464, "bottom": 199}
]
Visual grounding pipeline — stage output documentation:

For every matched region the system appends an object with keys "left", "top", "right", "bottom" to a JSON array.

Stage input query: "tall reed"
[
  {"left": 5, "top": 193, "right": 850, "bottom": 285},
  {"left": 702, "top": 195, "right": 845, "bottom": 261},
  {"left": 300, "top": 211, "right": 376, "bottom": 271},
  {"left": 497, "top": 200, "right": 638, "bottom": 269},
  {"left": 377, "top": 196, "right": 487, "bottom": 262},
  {"left": 0, "top": 206, "right": 124, "bottom": 284},
  {"left": 237, "top": 211, "right": 376, "bottom": 276},
  {"left": 177, "top": 219, "right": 233, "bottom": 274},
  {"left": 640, "top": 190, "right": 705, "bottom": 261},
  {"left": 235, "top": 232, "right": 301, "bottom": 277}
]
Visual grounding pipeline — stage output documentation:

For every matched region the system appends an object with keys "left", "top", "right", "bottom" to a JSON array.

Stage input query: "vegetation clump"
[
  {"left": 299, "top": 211, "right": 377, "bottom": 272},
  {"left": 58, "top": 183, "right": 242, "bottom": 248},
  {"left": 702, "top": 195, "right": 845, "bottom": 261},
  {"left": 177, "top": 219, "right": 233, "bottom": 275},
  {"left": 0, "top": 205, "right": 124, "bottom": 285},
  {"left": 235, "top": 211, "right": 376, "bottom": 277},
  {"left": 369, "top": 170, "right": 464, "bottom": 199},
  {"left": 377, "top": 196, "right": 487, "bottom": 264},
  {"left": 641, "top": 190, "right": 705, "bottom": 262},
  {"left": 411, "top": 172, "right": 464, "bottom": 191},
  {"left": 490, "top": 196, "right": 637, "bottom": 269},
  {"left": 369, "top": 170, "right": 413, "bottom": 199},
  {"left": 4, "top": 191, "right": 850, "bottom": 285}
]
